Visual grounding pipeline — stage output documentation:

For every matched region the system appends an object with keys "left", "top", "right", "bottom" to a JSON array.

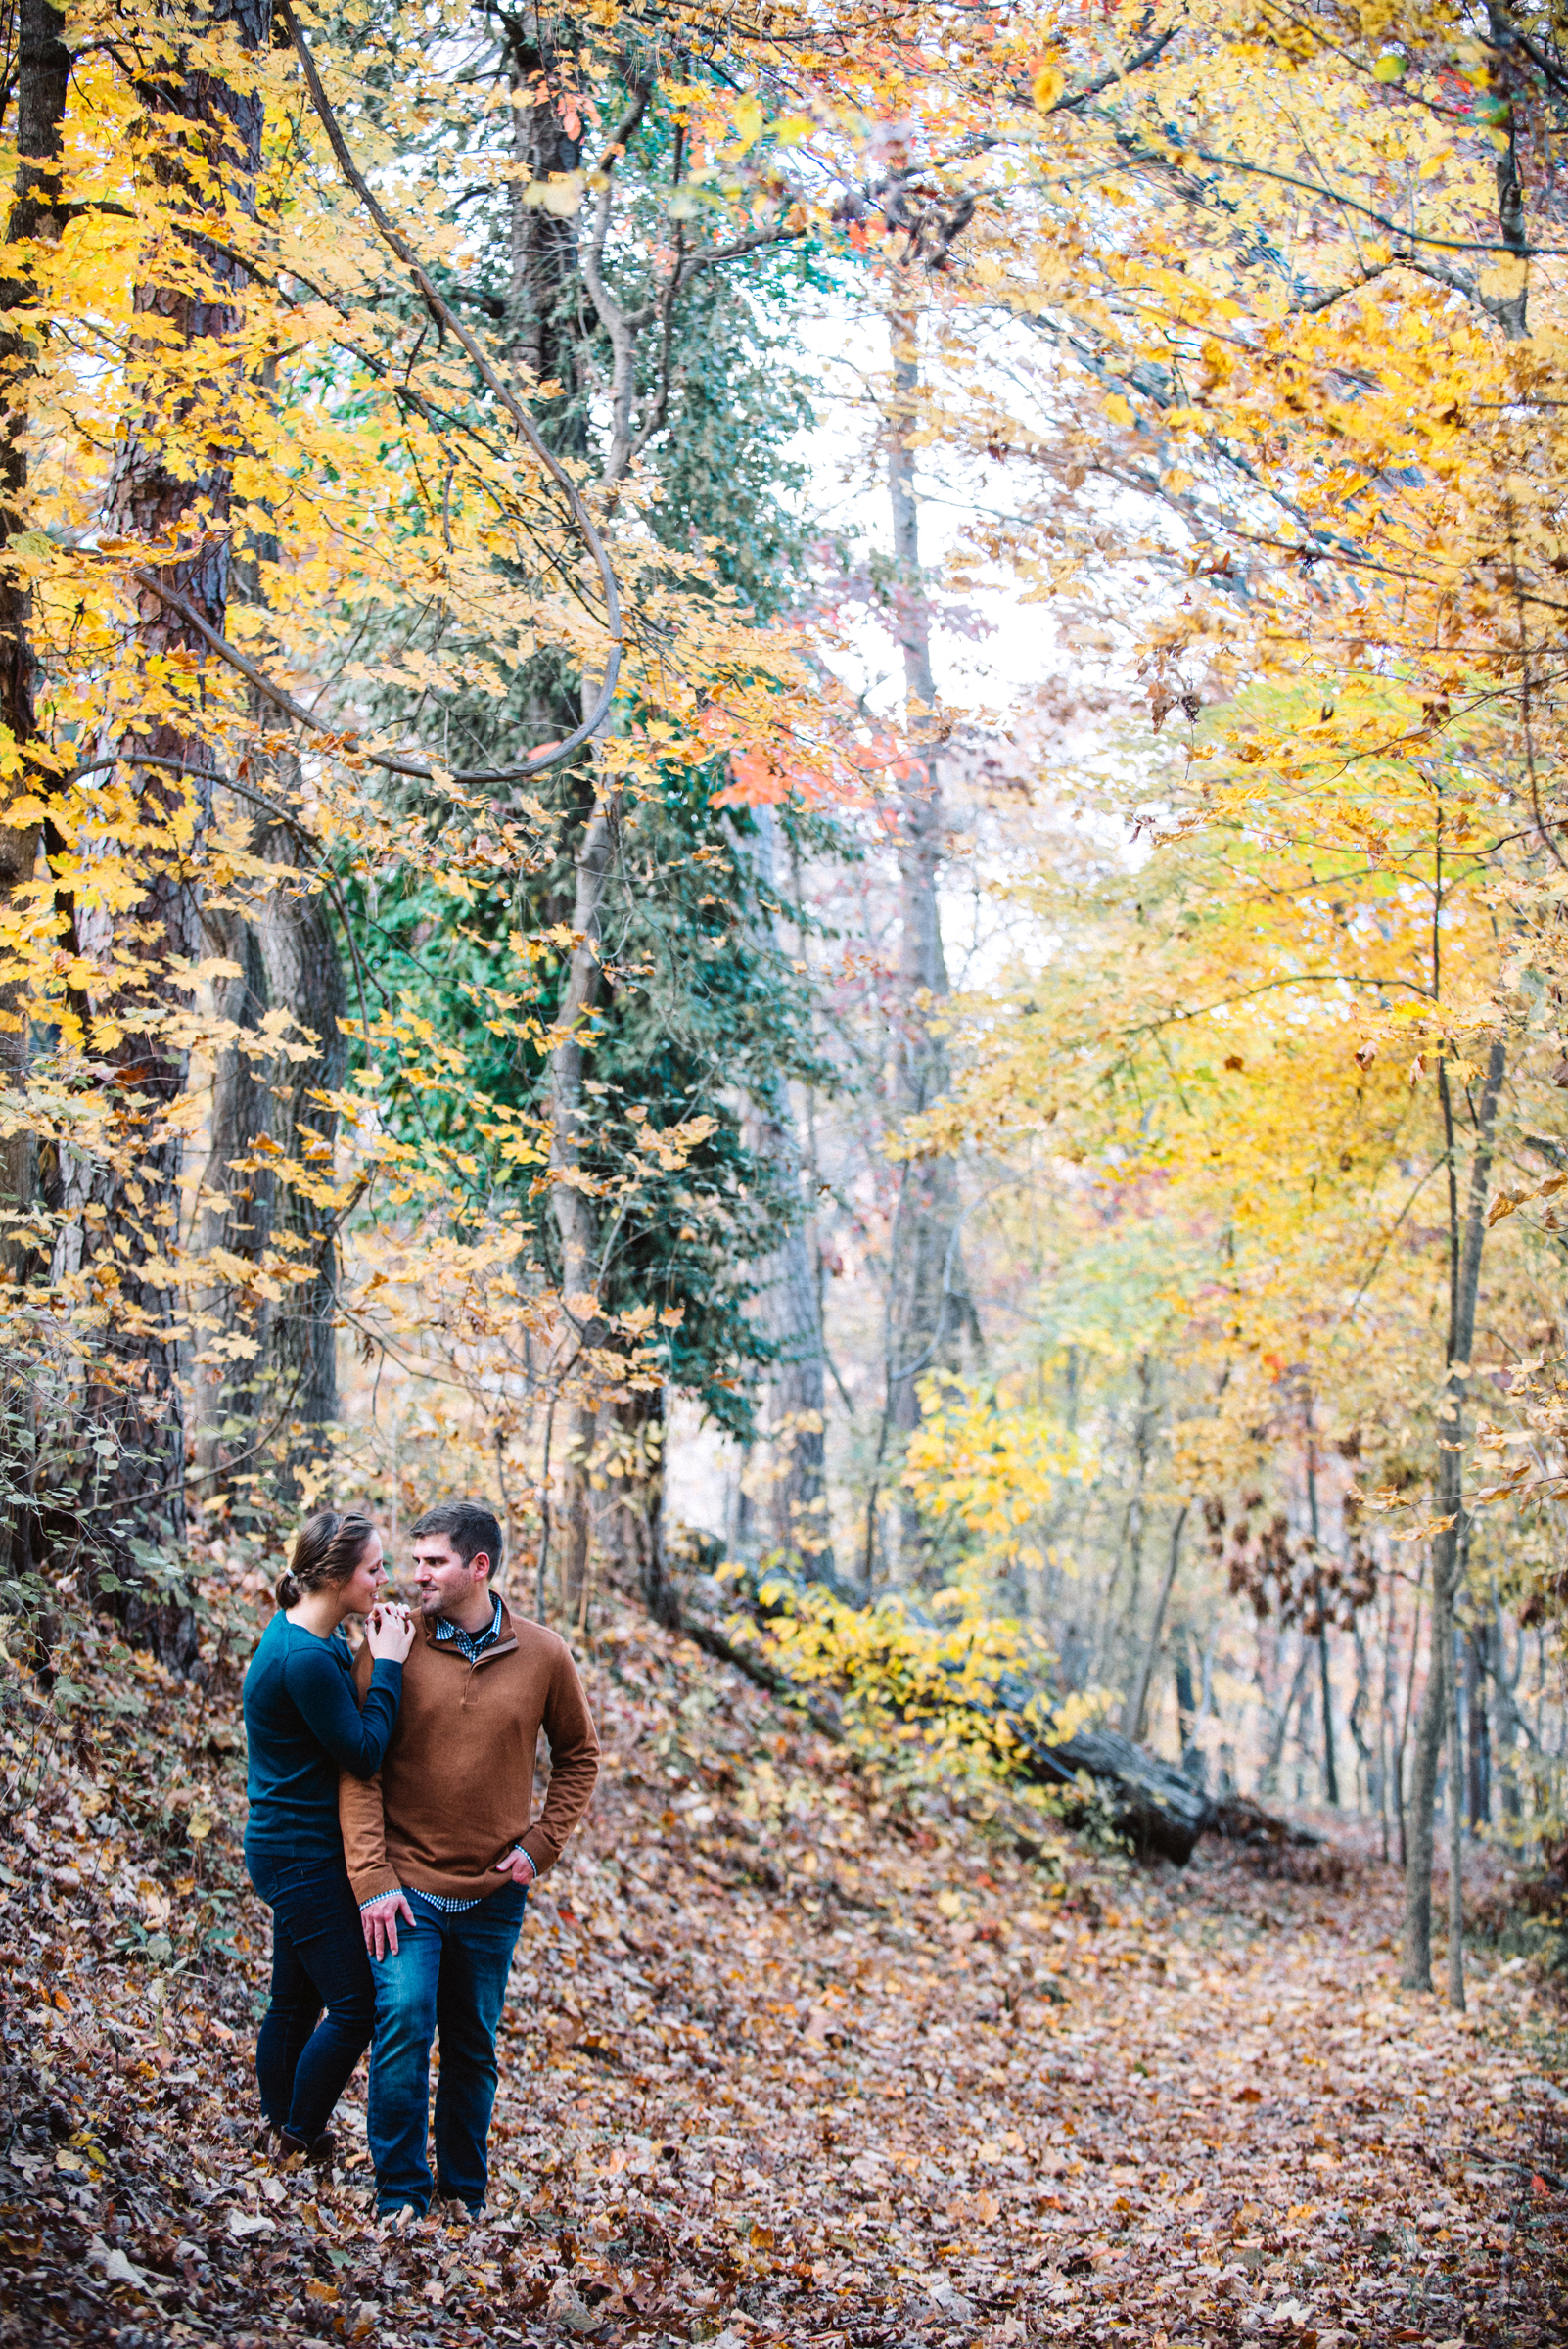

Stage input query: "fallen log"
[
  {"left": 1022, "top": 1723, "right": 1214, "bottom": 1865},
  {"left": 1206, "top": 1792, "right": 1324, "bottom": 1850},
  {"left": 676, "top": 1603, "right": 1311, "bottom": 1869}
]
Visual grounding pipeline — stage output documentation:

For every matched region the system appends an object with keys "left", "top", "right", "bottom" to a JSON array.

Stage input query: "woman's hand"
[{"left": 364, "top": 1601, "right": 416, "bottom": 1663}]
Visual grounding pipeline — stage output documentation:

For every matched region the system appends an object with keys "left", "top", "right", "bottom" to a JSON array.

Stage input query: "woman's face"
[{"left": 339, "top": 1533, "right": 385, "bottom": 1617}]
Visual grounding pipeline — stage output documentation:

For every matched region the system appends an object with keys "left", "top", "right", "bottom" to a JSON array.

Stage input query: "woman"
[{"left": 243, "top": 1509, "right": 416, "bottom": 2162}]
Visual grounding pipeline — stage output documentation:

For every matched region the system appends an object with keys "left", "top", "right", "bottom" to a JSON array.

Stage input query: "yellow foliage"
[
  {"left": 902, "top": 1373, "right": 1090, "bottom": 1585},
  {"left": 745, "top": 1578, "right": 1063, "bottom": 1787}
]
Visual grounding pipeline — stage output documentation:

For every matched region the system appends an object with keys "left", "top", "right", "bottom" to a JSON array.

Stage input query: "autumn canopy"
[{"left": 5, "top": 0, "right": 1568, "bottom": 2303}]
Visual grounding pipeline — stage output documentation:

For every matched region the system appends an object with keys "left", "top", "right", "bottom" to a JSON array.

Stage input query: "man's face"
[{"left": 410, "top": 1534, "right": 489, "bottom": 1620}]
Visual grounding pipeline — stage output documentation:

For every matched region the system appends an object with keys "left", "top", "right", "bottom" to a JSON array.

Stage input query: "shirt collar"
[{"left": 433, "top": 1591, "right": 503, "bottom": 1656}]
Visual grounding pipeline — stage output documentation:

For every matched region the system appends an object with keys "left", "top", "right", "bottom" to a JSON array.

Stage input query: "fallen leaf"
[{"left": 227, "top": 2210, "right": 276, "bottom": 2239}]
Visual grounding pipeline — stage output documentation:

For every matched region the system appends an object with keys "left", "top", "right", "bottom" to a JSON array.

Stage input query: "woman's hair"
[{"left": 275, "top": 1510, "right": 378, "bottom": 1611}]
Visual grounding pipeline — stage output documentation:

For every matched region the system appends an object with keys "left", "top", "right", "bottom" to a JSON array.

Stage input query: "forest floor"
[{"left": 3, "top": 1594, "right": 1566, "bottom": 2349}]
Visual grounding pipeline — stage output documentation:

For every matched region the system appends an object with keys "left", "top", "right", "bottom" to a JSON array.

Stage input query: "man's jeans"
[{"left": 366, "top": 1883, "right": 527, "bottom": 2215}]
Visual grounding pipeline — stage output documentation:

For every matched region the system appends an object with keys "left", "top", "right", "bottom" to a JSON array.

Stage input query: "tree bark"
[
  {"left": 0, "top": 0, "right": 69, "bottom": 1596},
  {"left": 880, "top": 299, "right": 974, "bottom": 1577},
  {"left": 1402, "top": 1037, "right": 1505, "bottom": 1990},
  {"left": 1492, "top": 1585, "right": 1524, "bottom": 1822},
  {"left": 1124, "top": 1504, "right": 1186, "bottom": 1744},
  {"left": 734, "top": 805, "right": 833, "bottom": 1574},
  {"left": 1302, "top": 1401, "right": 1340, "bottom": 1803},
  {"left": 59, "top": 0, "right": 271, "bottom": 1663},
  {"left": 1173, "top": 1625, "right": 1206, "bottom": 1784},
  {"left": 1260, "top": 1640, "right": 1310, "bottom": 1799},
  {"left": 197, "top": 808, "right": 346, "bottom": 1496},
  {"left": 1394, "top": 1553, "right": 1425, "bottom": 1867},
  {"left": 497, "top": 8, "right": 587, "bottom": 453},
  {"left": 1445, "top": 1619, "right": 1466, "bottom": 2011},
  {"left": 1315, "top": 1626, "right": 1339, "bottom": 1806},
  {"left": 494, "top": 28, "right": 645, "bottom": 1626},
  {"left": 0, "top": 0, "right": 70, "bottom": 1271},
  {"left": 548, "top": 783, "right": 614, "bottom": 1625},
  {"left": 601, "top": 1384, "right": 673, "bottom": 1624},
  {"left": 1113, "top": 1359, "right": 1155, "bottom": 1675},
  {"left": 1376, "top": 1565, "right": 1397, "bottom": 1861},
  {"left": 1463, "top": 1618, "right": 1491, "bottom": 1828},
  {"left": 1349, "top": 1621, "right": 1374, "bottom": 1815}
]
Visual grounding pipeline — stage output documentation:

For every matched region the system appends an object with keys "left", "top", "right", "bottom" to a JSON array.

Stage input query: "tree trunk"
[
  {"left": 0, "top": 0, "right": 69, "bottom": 1596},
  {"left": 1261, "top": 1640, "right": 1310, "bottom": 1798},
  {"left": 1377, "top": 1564, "right": 1397, "bottom": 1861},
  {"left": 1463, "top": 1618, "right": 1491, "bottom": 1828},
  {"left": 1394, "top": 1553, "right": 1425, "bottom": 1867},
  {"left": 880, "top": 299, "right": 974, "bottom": 1577},
  {"left": 195, "top": 490, "right": 345, "bottom": 1497},
  {"left": 197, "top": 809, "right": 346, "bottom": 1497},
  {"left": 0, "top": 0, "right": 70, "bottom": 1269},
  {"left": 1402, "top": 1038, "right": 1505, "bottom": 1991},
  {"left": 549, "top": 785, "right": 614, "bottom": 1626},
  {"left": 1303, "top": 1405, "right": 1339, "bottom": 1803},
  {"left": 490, "top": 11, "right": 615, "bottom": 1625},
  {"left": 1316, "top": 1627, "right": 1340, "bottom": 1806},
  {"left": 1493, "top": 1586, "right": 1524, "bottom": 1822},
  {"left": 1445, "top": 1619, "right": 1466, "bottom": 2011},
  {"left": 501, "top": 12, "right": 587, "bottom": 455},
  {"left": 1124, "top": 1504, "right": 1186, "bottom": 1743},
  {"left": 736, "top": 806, "right": 833, "bottom": 1575},
  {"left": 1173, "top": 1626, "right": 1205, "bottom": 1785},
  {"left": 56, "top": 0, "right": 271, "bottom": 1663},
  {"left": 1114, "top": 1358, "right": 1155, "bottom": 1679},
  {"left": 1349, "top": 1621, "right": 1375, "bottom": 1816},
  {"left": 602, "top": 1385, "right": 673, "bottom": 1625}
]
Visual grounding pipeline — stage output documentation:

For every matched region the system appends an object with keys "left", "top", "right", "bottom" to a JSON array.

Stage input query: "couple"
[{"left": 241, "top": 1498, "right": 599, "bottom": 2220}]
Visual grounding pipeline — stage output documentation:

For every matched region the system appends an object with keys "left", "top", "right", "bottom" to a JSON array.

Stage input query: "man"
[{"left": 342, "top": 1499, "right": 599, "bottom": 2222}]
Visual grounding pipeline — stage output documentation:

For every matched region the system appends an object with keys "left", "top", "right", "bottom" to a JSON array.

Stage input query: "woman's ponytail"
[{"left": 275, "top": 1511, "right": 376, "bottom": 1611}]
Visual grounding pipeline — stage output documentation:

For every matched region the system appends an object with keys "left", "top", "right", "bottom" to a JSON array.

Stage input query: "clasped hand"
[{"left": 363, "top": 1601, "right": 416, "bottom": 1663}]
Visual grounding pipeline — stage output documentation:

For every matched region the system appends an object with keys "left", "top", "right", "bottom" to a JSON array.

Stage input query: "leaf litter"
[{"left": 2, "top": 1604, "right": 1565, "bottom": 2346}]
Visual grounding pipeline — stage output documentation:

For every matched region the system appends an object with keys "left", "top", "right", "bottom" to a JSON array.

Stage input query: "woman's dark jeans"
[{"left": 249, "top": 1850, "right": 376, "bottom": 2141}]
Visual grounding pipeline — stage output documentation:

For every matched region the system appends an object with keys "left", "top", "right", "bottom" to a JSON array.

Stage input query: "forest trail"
[{"left": 4, "top": 1611, "right": 1565, "bottom": 2347}]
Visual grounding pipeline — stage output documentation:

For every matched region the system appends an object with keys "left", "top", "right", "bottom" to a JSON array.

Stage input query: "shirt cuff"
[
  {"left": 349, "top": 1863, "right": 403, "bottom": 1906},
  {"left": 510, "top": 1847, "right": 538, "bottom": 1881},
  {"left": 359, "top": 1886, "right": 403, "bottom": 1911}
]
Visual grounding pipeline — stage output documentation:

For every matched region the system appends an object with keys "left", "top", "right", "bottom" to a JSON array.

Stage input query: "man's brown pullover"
[{"left": 340, "top": 1600, "right": 599, "bottom": 1907}]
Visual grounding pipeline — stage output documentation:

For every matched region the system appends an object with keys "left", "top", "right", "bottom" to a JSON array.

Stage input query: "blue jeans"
[
  {"left": 366, "top": 1883, "right": 527, "bottom": 2214},
  {"left": 248, "top": 1850, "right": 376, "bottom": 2142}
]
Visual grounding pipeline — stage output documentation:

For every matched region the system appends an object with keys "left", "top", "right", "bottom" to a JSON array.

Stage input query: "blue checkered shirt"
[{"left": 432, "top": 1590, "right": 505, "bottom": 1664}]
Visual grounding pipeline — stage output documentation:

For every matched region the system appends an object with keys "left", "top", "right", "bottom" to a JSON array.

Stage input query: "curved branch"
[
  {"left": 122, "top": 568, "right": 592, "bottom": 787},
  {"left": 279, "top": 0, "right": 622, "bottom": 743}
]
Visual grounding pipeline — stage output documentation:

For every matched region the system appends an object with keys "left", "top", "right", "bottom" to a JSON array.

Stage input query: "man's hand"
[
  {"left": 362, "top": 1889, "right": 416, "bottom": 1959},
  {"left": 495, "top": 1846, "right": 537, "bottom": 1889}
]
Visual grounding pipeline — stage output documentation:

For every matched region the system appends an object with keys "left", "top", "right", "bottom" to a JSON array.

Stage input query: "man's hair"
[{"left": 408, "top": 1499, "right": 504, "bottom": 1579}]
